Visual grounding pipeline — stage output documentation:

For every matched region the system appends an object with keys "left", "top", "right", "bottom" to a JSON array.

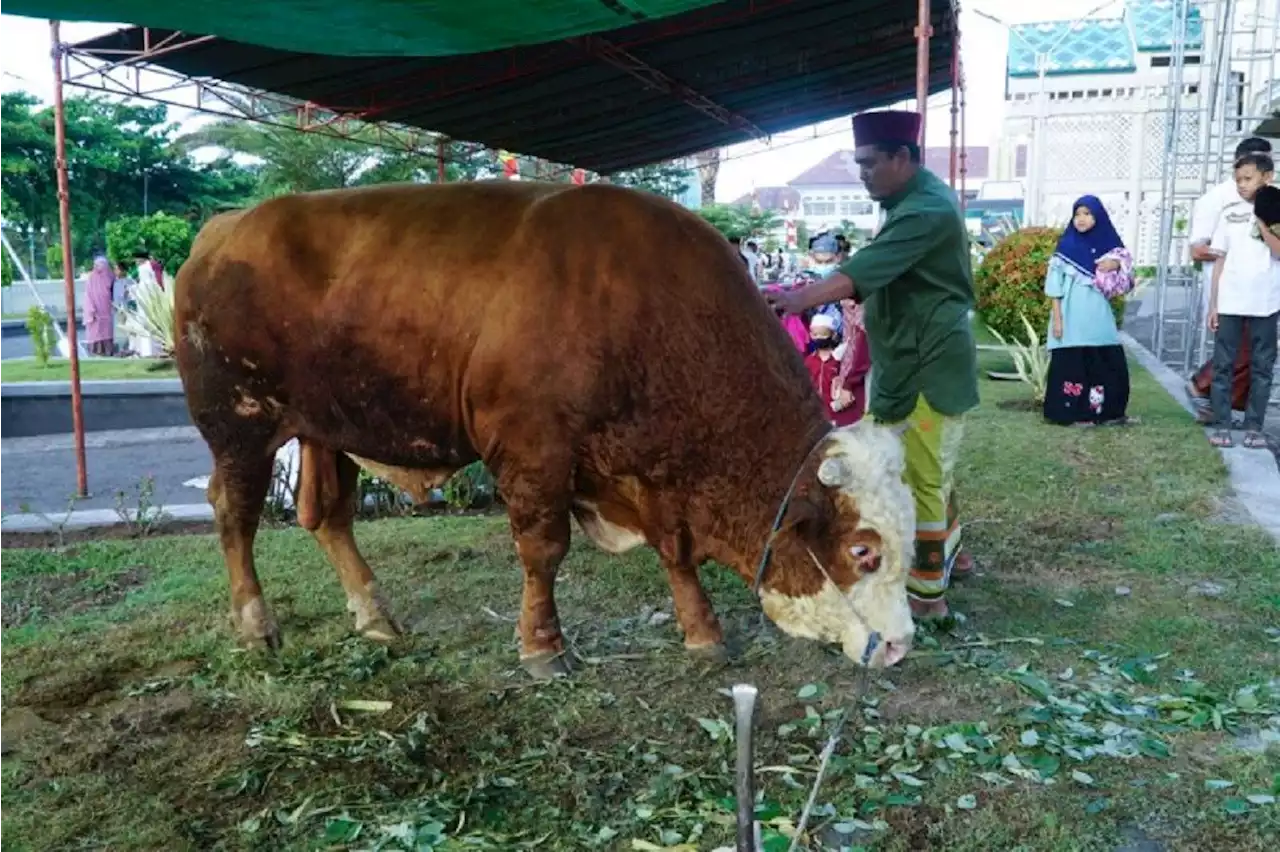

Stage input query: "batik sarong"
[{"left": 877, "top": 393, "right": 964, "bottom": 603}]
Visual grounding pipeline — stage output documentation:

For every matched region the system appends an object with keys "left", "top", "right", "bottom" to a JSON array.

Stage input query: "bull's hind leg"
[
  {"left": 500, "top": 460, "right": 574, "bottom": 680},
  {"left": 208, "top": 456, "right": 279, "bottom": 649},
  {"left": 297, "top": 442, "right": 401, "bottom": 642}
]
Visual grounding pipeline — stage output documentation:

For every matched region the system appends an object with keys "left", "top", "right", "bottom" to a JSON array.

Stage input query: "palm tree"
[{"left": 694, "top": 148, "right": 721, "bottom": 203}]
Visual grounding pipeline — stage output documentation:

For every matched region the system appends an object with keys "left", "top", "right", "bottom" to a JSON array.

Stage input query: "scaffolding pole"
[
  {"left": 50, "top": 20, "right": 89, "bottom": 498},
  {"left": 915, "top": 0, "right": 932, "bottom": 142}
]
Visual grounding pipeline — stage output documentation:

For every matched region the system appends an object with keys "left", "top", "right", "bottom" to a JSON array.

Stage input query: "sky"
[{"left": 0, "top": 1, "right": 1123, "bottom": 202}]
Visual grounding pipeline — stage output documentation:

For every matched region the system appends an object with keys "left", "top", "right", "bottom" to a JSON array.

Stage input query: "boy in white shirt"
[{"left": 1207, "top": 152, "right": 1280, "bottom": 449}]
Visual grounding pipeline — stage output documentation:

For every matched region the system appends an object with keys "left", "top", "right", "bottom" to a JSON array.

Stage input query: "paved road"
[
  {"left": 0, "top": 318, "right": 85, "bottom": 358},
  {"left": 2, "top": 427, "right": 212, "bottom": 515}
]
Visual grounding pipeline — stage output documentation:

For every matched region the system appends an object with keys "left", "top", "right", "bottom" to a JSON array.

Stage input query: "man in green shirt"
[{"left": 767, "top": 109, "right": 979, "bottom": 619}]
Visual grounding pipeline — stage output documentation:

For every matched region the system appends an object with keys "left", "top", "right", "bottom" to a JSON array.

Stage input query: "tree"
[
  {"left": 694, "top": 148, "right": 721, "bottom": 202},
  {"left": 1, "top": 91, "right": 255, "bottom": 272},
  {"left": 178, "top": 115, "right": 495, "bottom": 197},
  {"left": 609, "top": 160, "right": 691, "bottom": 201},
  {"left": 1, "top": 244, "right": 13, "bottom": 288},
  {"left": 696, "top": 203, "right": 781, "bottom": 241},
  {"left": 106, "top": 212, "right": 195, "bottom": 273}
]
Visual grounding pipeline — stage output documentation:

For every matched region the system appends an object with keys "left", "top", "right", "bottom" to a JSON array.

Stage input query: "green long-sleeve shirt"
[{"left": 838, "top": 167, "right": 979, "bottom": 422}]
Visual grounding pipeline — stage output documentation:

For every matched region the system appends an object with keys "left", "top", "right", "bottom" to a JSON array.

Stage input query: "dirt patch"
[
  {"left": 1, "top": 566, "right": 150, "bottom": 629},
  {"left": 878, "top": 678, "right": 992, "bottom": 725},
  {"left": 1, "top": 521, "right": 216, "bottom": 550},
  {"left": 1, "top": 706, "right": 55, "bottom": 756}
]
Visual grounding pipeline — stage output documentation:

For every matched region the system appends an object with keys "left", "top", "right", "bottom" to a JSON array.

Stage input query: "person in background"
[
  {"left": 82, "top": 253, "right": 117, "bottom": 356},
  {"left": 804, "top": 313, "right": 862, "bottom": 427},
  {"left": 1185, "top": 136, "right": 1272, "bottom": 417},
  {"left": 1206, "top": 152, "right": 1280, "bottom": 449},
  {"left": 767, "top": 109, "right": 979, "bottom": 620},
  {"left": 112, "top": 260, "right": 135, "bottom": 309},
  {"left": 832, "top": 298, "right": 871, "bottom": 424},
  {"left": 805, "top": 234, "right": 845, "bottom": 335},
  {"left": 134, "top": 249, "right": 160, "bottom": 291},
  {"left": 742, "top": 239, "right": 762, "bottom": 284},
  {"left": 1042, "top": 196, "right": 1135, "bottom": 426}
]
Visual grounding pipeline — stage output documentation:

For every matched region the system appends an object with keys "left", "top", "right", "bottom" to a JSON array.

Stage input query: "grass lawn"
[
  {"left": 2, "top": 354, "right": 1278, "bottom": 851},
  {"left": 0, "top": 357, "right": 176, "bottom": 383}
]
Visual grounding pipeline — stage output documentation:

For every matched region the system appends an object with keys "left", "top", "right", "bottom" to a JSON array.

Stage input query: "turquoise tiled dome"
[
  {"left": 1127, "top": 0, "right": 1204, "bottom": 51},
  {"left": 1008, "top": 0, "right": 1203, "bottom": 79}
]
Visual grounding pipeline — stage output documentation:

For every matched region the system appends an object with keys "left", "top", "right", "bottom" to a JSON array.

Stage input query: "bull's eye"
[{"left": 851, "top": 544, "right": 880, "bottom": 572}]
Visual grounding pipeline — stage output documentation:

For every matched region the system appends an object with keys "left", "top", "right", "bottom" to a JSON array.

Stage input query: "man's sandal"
[
  {"left": 1209, "top": 430, "right": 1234, "bottom": 448},
  {"left": 1243, "top": 431, "right": 1268, "bottom": 449}
]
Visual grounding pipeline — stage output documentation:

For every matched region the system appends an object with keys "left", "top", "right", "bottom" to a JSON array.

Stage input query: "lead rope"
[
  {"left": 785, "top": 549, "right": 880, "bottom": 852},
  {"left": 747, "top": 429, "right": 883, "bottom": 852}
]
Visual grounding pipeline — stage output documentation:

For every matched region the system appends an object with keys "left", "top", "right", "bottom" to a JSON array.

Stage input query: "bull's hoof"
[
  {"left": 349, "top": 588, "right": 402, "bottom": 644},
  {"left": 234, "top": 600, "right": 282, "bottom": 652},
  {"left": 359, "top": 617, "right": 401, "bottom": 644},
  {"left": 520, "top": 649, "right": 573, "bottom": 680},
  {"left": 686, "top": 641, "right": 729, "bottom": 666}
]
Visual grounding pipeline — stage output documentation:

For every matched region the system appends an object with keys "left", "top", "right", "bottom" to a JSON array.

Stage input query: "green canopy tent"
[
  {"left": 11, "top": 0, "right": 967, "bottom": 495},
  {"left": 9, "top": 0, "right": 729, "bottom": 57}
]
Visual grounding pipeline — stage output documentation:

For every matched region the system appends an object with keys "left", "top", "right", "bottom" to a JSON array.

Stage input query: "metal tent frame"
[
  {"left": 1149, "top": 0, "right": 1280, "bottom": 374},
  {"left": 44, "top": 1, "right": 969, "bottom": 496}
]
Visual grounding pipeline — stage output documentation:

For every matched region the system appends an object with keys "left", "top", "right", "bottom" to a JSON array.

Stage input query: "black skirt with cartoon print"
[{"left": 1043, "top": 345, "right": 1130, "bottom": 425}]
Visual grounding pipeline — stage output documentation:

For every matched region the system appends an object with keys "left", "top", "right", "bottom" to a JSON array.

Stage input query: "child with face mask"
[{"left": 805, "top": 313, "right": 864, "bottom": 427}]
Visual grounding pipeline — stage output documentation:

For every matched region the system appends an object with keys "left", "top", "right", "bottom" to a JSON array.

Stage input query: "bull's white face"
[{"left": 759, "top": 423, "right": 916, "bottom": 668}]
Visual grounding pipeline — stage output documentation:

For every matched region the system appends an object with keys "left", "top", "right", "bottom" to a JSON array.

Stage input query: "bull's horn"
[{"left": 817, "top": 456, "right": 853, "bottom": 488}]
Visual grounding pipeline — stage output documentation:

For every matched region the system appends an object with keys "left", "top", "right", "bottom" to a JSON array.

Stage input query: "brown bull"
[{"left": 174, "top": 181, "right": 916, "bottom": 675}]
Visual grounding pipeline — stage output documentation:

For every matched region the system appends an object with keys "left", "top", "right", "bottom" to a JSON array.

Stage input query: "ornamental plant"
[{"left": 975, "top": 227, "right": 1124, "bottom": 344}]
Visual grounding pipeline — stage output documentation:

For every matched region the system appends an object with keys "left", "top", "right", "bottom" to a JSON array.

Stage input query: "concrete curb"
[
  {"left": 1, "top": 425, "right": 202, "bottom": 455},
  {"left": 1, "top": 502, "right": 213, "bottom": 534},
  {"left": 1120, "top": 331, "right": 1280, "bottom": 543},
  {"left": 0, "top": 378, "right": 183, "bottom": 397}
]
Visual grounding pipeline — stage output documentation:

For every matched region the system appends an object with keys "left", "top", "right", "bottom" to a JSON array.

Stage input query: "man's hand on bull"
[{"left": 765, "top": 271, "right": 856, "bottom": 315}]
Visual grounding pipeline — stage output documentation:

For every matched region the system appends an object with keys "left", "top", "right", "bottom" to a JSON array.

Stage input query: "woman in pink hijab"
[{"left": 83, "top": 254, "right": 117, "bottom": 356}]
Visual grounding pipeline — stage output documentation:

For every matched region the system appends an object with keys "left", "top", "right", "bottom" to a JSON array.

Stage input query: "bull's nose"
[{"left": 882, "top": 636, "right": 912, "bottom": 667}]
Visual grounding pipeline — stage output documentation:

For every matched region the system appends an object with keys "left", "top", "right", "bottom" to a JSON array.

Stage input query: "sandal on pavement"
[
  {"left": 1243, "top": 431, "right": 1268, "bottom": 449},
  {"left": 1209, "top": 430, "right": 1234, "bottom": 448}
]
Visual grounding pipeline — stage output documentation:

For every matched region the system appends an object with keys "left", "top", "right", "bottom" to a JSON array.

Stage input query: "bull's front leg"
[
  {"left": 509, "top": 507, "right": 574, "bottom": 680},
  {"left": 662, "top": 558, "right": 727, "bottom": 663}
]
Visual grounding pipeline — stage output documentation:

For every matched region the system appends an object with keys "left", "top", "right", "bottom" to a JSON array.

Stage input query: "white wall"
[{"left": 2, "top": 279, "right": 83, "bottom": 319}]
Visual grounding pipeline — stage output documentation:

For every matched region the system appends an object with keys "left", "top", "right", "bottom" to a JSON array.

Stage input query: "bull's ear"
[{"left": 780, "top": 493, "right": 830, "bottom": 539}]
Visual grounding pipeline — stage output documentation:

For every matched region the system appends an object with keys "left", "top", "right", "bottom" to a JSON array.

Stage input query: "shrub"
[
  {"left": 118, "top": 276, "right": 175, "bottom": 357},
  {"left": 25, "top": 306, "right": 56, "bottom": 366},
  {"left": 987, "top": 313, "right": 1051, "bottom": 404},
  {"left": 106, "top": 212, "right": 195, "bottom": 275},
  {"left": 974, "top": 227, "right": 1125, "bottom": 344}
]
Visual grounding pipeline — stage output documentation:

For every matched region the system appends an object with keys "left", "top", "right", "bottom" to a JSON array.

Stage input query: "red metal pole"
[
  {"left": 960, "top": 57, "right": 968, "bottom": 216},
  {"left": 436, "top": 136, "right": 447, "bottom": 182},
  {"left": 50, "top": 20, "right": 88, "bottom": 498},
  {"left": 949, "top": 32, "right": 959, "bottom": 189},
  {"left": 914, "top": 0, "right": 932, "bottom": 144}
]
